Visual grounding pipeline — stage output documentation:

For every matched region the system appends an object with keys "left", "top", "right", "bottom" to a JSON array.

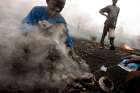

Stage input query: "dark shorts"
[
  {"left": 102, "top": 21, "right": 116, "bottom": 37},
  {"left": 104, "top": 21, "right": 115, "bottom": 32}
]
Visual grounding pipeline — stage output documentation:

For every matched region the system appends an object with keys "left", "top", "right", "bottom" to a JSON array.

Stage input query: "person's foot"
[
  {"left": 99, "top": 43, "right": 105, "bottom": 48},
  {"left": 110, "top": 45, "right": 115, "bottom": 50},
  {"left": 99, "top": 43, "right": 109, "bottom": 49}
]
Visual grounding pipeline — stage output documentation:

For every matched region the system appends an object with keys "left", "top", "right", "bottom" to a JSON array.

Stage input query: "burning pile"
[
  {"left": 121, "top": 43, "right": 134, "bottom": 51},
  {"left": 0, "top": 24, "right": 89, "bottom": 93}
]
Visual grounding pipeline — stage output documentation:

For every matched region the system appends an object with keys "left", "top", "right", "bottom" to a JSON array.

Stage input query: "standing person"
[
  {"left": 99, "top": 0, "right": 120, "bottom": 50},
  {"left": 22, "top": 0, "right": 73, "bottom": 49}
]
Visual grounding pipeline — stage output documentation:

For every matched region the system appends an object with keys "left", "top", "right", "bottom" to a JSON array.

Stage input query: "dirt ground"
[
  {"left": 0, "top": 37, "right": 136, "bottom": 93},
  {"left": 73, "top": 38, "right": 130, "bottom": 87}
]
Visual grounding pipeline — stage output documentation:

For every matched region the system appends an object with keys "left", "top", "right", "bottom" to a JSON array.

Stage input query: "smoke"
[
  {"left": 0, "top": 0, "right": 139, "bottom": 91},
  {"left": 0, "top": 0, "right": 90, "bottom": 92},
  {"left": 2, "top": 0, "right": 139, "bottom": 50},
  {"left": 62, "top": 0, "right": 140, "bottom": 49},
  {"left": 0, "top": 17, "right": 90, "bottom": 93},
  {"left": 0, "top": 27, "right": 86, "bottom": 91}
]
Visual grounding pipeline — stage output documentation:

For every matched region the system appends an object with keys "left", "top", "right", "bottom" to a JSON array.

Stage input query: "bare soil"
[{"left": 73, "top": 38, "right": 130, "bottom": 87}]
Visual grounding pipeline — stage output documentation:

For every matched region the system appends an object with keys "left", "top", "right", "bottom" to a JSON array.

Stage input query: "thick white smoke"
[
  {"left": 0, "top": 0, "right": 90, "bottom": 92},
  {"left": 4, "top": 0, "right": 139, "bottom": 49},
  {"left": 0, "top": 27, "right": 86, "bottom": 90},
  {"left": 0, "top": 0, "right": 139, "bottom": 92},
  {"left": 62, "top": 0, "right": 140, "bottom": 49}
]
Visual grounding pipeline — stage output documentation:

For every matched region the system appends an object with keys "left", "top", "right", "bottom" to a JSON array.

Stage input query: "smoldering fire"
[{"left": 0, "top": 23, "right": 89, "bottom": 93}]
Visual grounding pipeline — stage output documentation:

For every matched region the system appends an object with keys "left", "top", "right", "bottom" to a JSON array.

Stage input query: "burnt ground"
[
  {"left": 0, "top": 37, "right": 135, "bottom": 93},
  {"left": 73, "top": 38, "right": 130, "bottom": 87}
]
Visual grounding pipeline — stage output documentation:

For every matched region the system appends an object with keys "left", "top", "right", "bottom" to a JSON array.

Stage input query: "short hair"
[
  {"left": 112, "top": 0, "right": 118, "bottom": 2},
  {"left": 46, "top": 0, "right": 66, "bottom": 4}
]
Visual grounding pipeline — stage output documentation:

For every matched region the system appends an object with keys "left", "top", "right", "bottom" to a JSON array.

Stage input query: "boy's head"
[
  {"left": 112, "top": 0, "right": 118, "bottom": 5},
  {"left": 46, "top": 0, "right": 66, "bottom": 17}
]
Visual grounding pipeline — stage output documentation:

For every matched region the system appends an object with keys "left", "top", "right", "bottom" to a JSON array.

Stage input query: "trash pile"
[
  {"left": 0, "top": 21, "right": 139, "bottom": 93},
  {"left": 0, "top": 24, "right": 90, "bottom": 93},
  {"left": 64, "top": 73, "right": 114, "bottom": 93}
]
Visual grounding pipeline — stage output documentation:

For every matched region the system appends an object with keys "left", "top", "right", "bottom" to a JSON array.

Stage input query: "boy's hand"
[
  {"left": 38, "top": 20, "right": 53, "bottom": 30},
  {"left": 129, "top": 55, "right": 140, "bottom": 61},
  {"left": 124, "top": 55, "right": 140, "bottom": 63}
]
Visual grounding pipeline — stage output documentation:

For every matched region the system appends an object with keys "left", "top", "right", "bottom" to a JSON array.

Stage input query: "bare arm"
[
  {"left": 129, "top": 55, "right": 140, "bottom": 62},
  {"left": 99, "top": 9, "right": 108, "bottom": 18},
  {"left": 99, "top": 6, "right": 110, "bottom": 18},
  {"left": 126, "top": 55, "right": 140, "bottom": 64}
]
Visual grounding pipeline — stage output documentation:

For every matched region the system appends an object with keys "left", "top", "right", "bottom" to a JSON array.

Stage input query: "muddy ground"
[
  {"left": 73, "top": 38, "right": 130, "bottom": 87},
  {"left": 0, "top": 37, "right": 135, "bottom": 93}
]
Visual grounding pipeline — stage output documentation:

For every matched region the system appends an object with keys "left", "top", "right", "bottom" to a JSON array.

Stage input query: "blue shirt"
[{"left": 23, "top": 6, "right": 73, "bottom": 48}]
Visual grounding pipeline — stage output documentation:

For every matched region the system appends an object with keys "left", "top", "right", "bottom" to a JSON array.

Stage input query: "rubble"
[
  {"left": 64, "top": 73, "right": 114, "bottom": 93},
  {"left": 0, "top": 24, "right": 139, "bottom": 93},
  {"left": 100, "top": 65, "right": 108, "bottom": 72},
  {"left": 73, "top": 37, "right": 139, "bottom": 93},
  {"left": 0, "top": 25, "right": 90, "bottom": 93}
]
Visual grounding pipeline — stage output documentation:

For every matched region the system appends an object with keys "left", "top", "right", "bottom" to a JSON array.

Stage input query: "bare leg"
[{"left": 100, "top": 25, "right": 108, "bottom": 47}]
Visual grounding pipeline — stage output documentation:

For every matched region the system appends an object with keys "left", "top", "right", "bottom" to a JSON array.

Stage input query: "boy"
[
  {"left": 22, "top": 0, "right": 73, "bottom": 49},
  {"left": 99, "top": 0, "right": 120, "bottom": 50},
  {"left": 22, "top": 0, "right": 89, "bottom": 71}
]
